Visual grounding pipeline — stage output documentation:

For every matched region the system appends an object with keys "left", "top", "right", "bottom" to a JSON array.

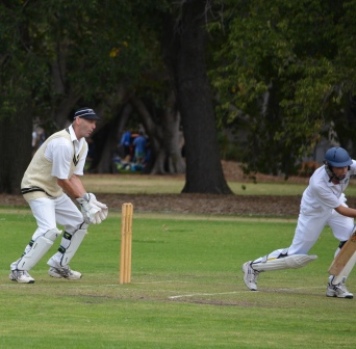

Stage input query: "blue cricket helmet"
[{"left": 324, "top": 147, "right": 352, "bottom": 167}]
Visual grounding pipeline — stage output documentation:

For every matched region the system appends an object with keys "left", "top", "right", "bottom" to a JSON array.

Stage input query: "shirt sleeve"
[
  {"left": 45, "top": 138, "right": 73, "bottom": 179},
  {"left": 311, "top": 182, "right": 342, "bottom": 209}
]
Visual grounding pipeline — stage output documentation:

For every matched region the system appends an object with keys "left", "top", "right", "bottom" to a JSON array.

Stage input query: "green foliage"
[
  {"left": 208, "top": 0, "right": 356, "bottom": 175},
  {"left": 3, "top": 0, "right": 356, "bottom": 182},
  {"left": 0, "top": 3, "right": 44, "bottom": 118},
  {"left": 0, "top": 0, "right": 169, "bottom": 122}
]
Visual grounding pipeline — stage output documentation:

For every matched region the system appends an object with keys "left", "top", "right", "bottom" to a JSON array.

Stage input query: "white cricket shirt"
[
  {"left": 45, "top": 125, "right": 86, "bottom": 179},
  {"left": 301, "top": 161, "right": 356, "bottom": 213}
]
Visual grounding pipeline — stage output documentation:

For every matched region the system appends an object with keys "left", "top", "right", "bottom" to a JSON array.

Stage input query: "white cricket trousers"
[
  {"left": 288, "top": 208, "right": 354, "bottom": 255},
  {"left": 28, "top": 194, "right": 83, "bottom": 240}
]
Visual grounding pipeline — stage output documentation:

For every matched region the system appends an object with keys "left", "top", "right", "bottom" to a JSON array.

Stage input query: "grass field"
[
  {"left": 81, "top": 174, "right": 309, "bottom": 195},
  {"left": 1, "top": 209, "right": 356, "bottom": 348},
  {"left": 81, "top": 173, "right": 356, "bottom": 196}
]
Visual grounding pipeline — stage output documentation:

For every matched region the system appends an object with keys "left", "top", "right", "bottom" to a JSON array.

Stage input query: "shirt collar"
[{"left": 67, "top": 124, "right": 79, "bottom": 143}]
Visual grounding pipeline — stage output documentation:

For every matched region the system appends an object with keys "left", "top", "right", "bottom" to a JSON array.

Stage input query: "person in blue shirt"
[
  {"left": 120, "top": 129, "right": 132, "bottom": 157},
  {"left": 133, "top": 131, "right": 147, "bottom": 164}
]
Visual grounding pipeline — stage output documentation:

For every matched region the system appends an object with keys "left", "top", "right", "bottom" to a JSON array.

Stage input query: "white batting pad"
[
  {"left": 59, "top": 228, "right": 87, "bottom": 266},
  {"left": 17, "top": 228, "right": 62, "bottom": 271},
  {"left": 253, "top": 254, "right": 317, "bottom": 271}
]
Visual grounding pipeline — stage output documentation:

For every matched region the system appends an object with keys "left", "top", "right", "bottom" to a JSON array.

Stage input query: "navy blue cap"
[{"left": 74, "top": 108, "right": 100, "bottom": 120}]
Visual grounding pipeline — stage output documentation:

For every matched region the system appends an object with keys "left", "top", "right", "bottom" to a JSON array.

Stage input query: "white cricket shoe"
[
  {"left": 9, "top": 270, "right": 35, "bottom": 284},
  {"left": 48, "top": 266, "right": 82, "bottom": 280},
  {"left": 326, "top": 277, "right": 353, "bottom": 299},
  {"left": 242, "top": 261, "right": 259, "bottom": 291}
]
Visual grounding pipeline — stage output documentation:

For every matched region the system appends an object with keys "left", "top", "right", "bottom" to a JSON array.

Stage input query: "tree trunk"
[
  {"left": 173, "top": 0, "right": 232, "bottom": 194},
  {"left": 160, "top": 92, "right": 186, "bottom": 174},
  {"left": 0, "top": 109, "right": 33, "bottom": 194},
  {"left": 95, "top": 107, "right": 124, "bottom": 173}
]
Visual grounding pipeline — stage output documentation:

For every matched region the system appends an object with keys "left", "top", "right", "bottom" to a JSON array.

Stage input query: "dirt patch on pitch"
[
  {"left": 2, "top": 161, "right": 354, "bottom": 217},
  {"left": 0, "top": 192, "right": 309, "bottom": 217}
]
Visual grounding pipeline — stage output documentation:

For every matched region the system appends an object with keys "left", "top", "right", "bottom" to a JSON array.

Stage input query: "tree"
[
  {"left": 1, "top": 0, "right": 232, "bottom": 194},
  {"left": 130, "top": 94, "right": 186, "bottom": 174},
  {"left": 168, "top": 0, "right": 232, "bottom": 193},
  {"left": 209, "top": 0, "right": 356, "bottom": 176},
  {"left": 0, "top": 2, "right": 43, "bottom": 194}
]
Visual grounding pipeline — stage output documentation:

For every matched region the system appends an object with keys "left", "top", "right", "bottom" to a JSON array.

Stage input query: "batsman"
[
  {"left": 243, "top": 147, "right": 356, "bottom": 299},
  {"left": 9, "top": 108, "right": 108, "bottom": 284}
]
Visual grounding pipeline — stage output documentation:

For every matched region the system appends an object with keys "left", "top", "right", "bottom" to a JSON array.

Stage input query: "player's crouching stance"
[
  {"left": 243, "top": 147, "right": 356, "bottom": 299},
  {"left": 9, "top": 107, "right": 108, "bottom": 284}
]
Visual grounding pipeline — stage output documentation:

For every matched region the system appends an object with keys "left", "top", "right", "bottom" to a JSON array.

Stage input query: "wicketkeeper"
[
  {"left": 10, "top": 108, "right": 108, "bottom": 284},
  {"left": 243, "top": 146, "right": 356, "bottom": 298}
]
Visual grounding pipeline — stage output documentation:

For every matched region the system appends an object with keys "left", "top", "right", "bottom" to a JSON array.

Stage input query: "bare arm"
[
  {"left": 57, "top": 175, "right": 86, "bottom": 199},
  {"left": 335, "top": 205, "right": 356, "bottom": 219}
]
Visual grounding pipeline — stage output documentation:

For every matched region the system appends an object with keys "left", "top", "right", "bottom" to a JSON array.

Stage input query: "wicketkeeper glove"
[{"left": 76, "top": 193, "right": 108, "bottom": 224}]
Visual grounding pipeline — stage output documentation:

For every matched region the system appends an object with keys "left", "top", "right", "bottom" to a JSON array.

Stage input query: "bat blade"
[
  {"left": 331, "top": 251, "right": 356, "bottom": 285},
  {"left": 329, "top": 231, "right": 356, "bottom": 276}
]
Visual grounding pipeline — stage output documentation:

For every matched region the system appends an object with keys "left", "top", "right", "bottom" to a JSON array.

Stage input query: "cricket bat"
[
  {"left": 331, "top": 251, "right": 356, "bottom": 285},
  {"left": 328, "top": 230, "right": 356, "bottom": 276}
]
